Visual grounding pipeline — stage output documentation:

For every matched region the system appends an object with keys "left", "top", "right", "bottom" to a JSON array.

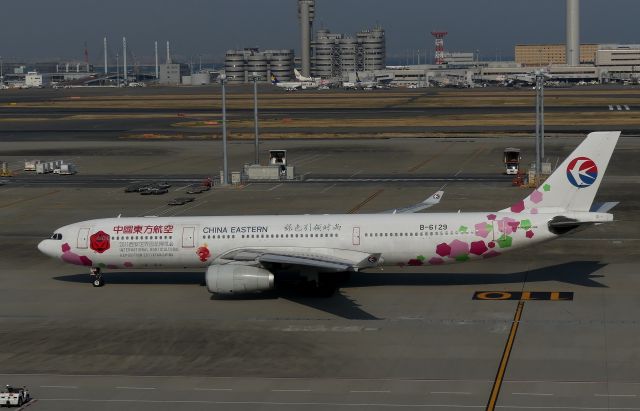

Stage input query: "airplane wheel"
[
  {"left": 93, "top": 277, "right": 105, "bottom": 287},
  {"left": 315, "top": 275, "right": 337, "bottom": 297}
]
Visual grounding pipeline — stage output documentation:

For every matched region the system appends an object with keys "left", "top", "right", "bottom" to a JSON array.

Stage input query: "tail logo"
[{"left": 566, "top": 157, "right": 598, "bottom": 188}]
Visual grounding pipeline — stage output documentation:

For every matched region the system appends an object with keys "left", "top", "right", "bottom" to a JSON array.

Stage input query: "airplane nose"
[{"left": 38, "top": 239, "right": 54, "bottom": 257}]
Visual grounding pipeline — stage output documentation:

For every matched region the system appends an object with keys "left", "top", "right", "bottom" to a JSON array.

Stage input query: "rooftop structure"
[
  {"left": 311, "top": 27, "right": 385, "bottom": 79},
  {"left": 224, "top": 49, "right": 294, "bottom": 84},
  {"left": 515, "top": 44, "right": 598, "bottom": 66}
]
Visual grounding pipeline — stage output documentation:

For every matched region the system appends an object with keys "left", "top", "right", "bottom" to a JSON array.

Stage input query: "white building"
[{"left": 25, "top": 71, "right": 47, "bottom": 88}]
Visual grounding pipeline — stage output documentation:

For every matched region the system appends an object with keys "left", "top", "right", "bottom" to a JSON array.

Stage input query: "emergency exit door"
[
  {"left": 182, "top": 227, "right": 195, "bottom": 248},
  {"left": 352, "top": 227, "right": 361, "bottom": 246}
]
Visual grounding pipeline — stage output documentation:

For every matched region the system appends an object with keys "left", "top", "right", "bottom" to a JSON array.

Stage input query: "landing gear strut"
[{"left": 90, "top": 267, "right": 104, "bottom": 287}]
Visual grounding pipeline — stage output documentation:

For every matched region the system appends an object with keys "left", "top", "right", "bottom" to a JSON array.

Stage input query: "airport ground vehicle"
[
  {"left": 0, "top": 386, "right": 30, "bottom": 407},
  {"left": 186, "top": 186, "right": 206, "bottom": 194},
  {"left": 168, "top": 197, "right": 195, "bottom": 206},
  {"left": 140, "top": 187, "right": 168, "bottom": 195},
  {"left": 504, "top": 148, "right": 521, "bottom": 175}
]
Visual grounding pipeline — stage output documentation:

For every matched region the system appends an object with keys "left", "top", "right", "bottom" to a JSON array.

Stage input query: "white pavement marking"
[
  {"left": 511, "top": 392, "right": 553, "bottom": 396},
  {"left": 268, "top": 183, "right": 283, "bottom": 191},
  {"left": 39, "top": 385, "right": 78, "bottom": 389},
  {"left": 163, "top": 200, "right": 207, "bottom": 217},
  {"left": 624, "top": 105, "right": 631, "bottom": 111},
  {"left": 115, "top": 386, "right": 157, "bottom": 390},
  {"left": 350, "top": 170, "right": 362, "bottom": 177},
  {"left": 609, "top": 105, "right": 614, "bottom": 111},
  {"left": 38, "top": 398, "right": 488, "bottom": 407},
  {"left": 350, "top": 390, "right": 391, "bottom": 393},
  {"left": 430, "top": 391, "right": 471, "bottom": 395},
  {"left": 616, "top": 105, "right": 622, "bottom": 111},
  {"left": 271, "top": 389, "right": 312, "bottom": 392},
  {"left": 138, "top": 203, "right": 170, "bottom": 217},
  {"left": 320, "top": 183, "right": 336, "bottom": 193},
  {"left": 175, "top": 184, "right": 192, "bottom": 191},
  {"left": 194, "top": 388, "right": 233, "bottom": 391},
  {"left": 594, "top": 393, "right": 636, "bottom": 397}
]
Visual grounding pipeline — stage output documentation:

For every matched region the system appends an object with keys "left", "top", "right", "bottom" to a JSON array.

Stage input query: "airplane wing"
[
  {"left": 216, "top": 247, "right": 382, "bottom": 272},
  {"left": 381, "top": 190, "right": 444, "bottom": 214}
]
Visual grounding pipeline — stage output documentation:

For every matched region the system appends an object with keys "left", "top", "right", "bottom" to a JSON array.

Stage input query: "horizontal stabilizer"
[{"left": 589, "top": 202, "right": 619, "bottom": 213}]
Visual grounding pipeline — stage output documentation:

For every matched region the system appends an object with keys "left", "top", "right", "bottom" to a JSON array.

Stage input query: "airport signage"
[{"left": 473, "top": 291, "right": 573, "bottom": 301}]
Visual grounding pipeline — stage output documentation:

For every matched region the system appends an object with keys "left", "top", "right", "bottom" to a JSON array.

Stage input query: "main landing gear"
[{"left": 90, "top": 267, "right": 104, "bottom": 287}]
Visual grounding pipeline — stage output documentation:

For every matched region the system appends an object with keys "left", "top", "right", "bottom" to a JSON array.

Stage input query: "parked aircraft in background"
[{"left": 271, "top": 73, "right": 322, "bottom": 90}]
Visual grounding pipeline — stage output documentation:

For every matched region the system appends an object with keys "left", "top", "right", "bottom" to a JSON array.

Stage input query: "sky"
[{"left": 1, "top": 0, "right": 638, "bottom": 64}]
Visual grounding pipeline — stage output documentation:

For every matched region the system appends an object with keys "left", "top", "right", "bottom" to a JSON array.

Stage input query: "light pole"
[
  {"left": 220, "top": 74, "right": 229, "bottom": 185},
  {"left": 251, "top": 73, "right": 260, "bottom": 165},
  {"left": 116, "top": 53, "right": 120, "bottom": 87},
  {"left": 540, "top": 74, "right": 545, "bottom": 160},
  {"left": 534, "top": 70, "right": 545, "bottom": 186}
]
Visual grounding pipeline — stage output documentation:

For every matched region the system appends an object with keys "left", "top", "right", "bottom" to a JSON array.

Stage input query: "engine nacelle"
[{"left": 206, "top": 265, "right": 274, "bottom": 295}]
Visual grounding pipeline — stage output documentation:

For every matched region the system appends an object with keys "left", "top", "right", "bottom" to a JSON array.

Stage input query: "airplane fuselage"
[{"left": 38, "top": 211, "right": 582, "bottom": 271}]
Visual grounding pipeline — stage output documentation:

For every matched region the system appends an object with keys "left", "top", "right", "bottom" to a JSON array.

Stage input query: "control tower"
[
  {"left": 566, "top": 0, "right": 580, "bottom": 66},
  {"left": 298, "top": 0, "right": 315, "bottom": 77}
]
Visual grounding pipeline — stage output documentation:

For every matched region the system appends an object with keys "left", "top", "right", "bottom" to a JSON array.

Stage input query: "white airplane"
[
  {"left": 38, "top": 132, "right": 620, "bottom": 297},
  {"left": 271, "top": 73, "right": 319, "bottom": 91}
]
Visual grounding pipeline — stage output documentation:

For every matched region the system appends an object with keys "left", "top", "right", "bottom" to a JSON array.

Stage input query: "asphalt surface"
[
  {"left": 1, "top": 85, "right": 639, "bottom": 141},
  {"left": 1, "top": 87, "right": 640, "bottom": 410}
]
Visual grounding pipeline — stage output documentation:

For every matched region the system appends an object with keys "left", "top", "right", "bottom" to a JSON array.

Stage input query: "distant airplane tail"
[
  {"left": 294, "top": 68, "right": 303, "bottom": 81},
  {"left": 500, "top": 131, "right": 620, "bottom": 213},
  {"left": 270, "top": 74, "right": 278, "bottom": 84}
]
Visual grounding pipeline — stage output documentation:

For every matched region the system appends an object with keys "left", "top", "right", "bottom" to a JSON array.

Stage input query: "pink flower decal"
[
  {"left": 526, "top": 230, "right": 534, "bottom": 238},
  {"left": 487, "top": 214, "right": 496, "bottom": 221},
  {"left": 475, "top": 222, "right": 490, "bottom": 238},
  {"left": 407, "top": 258, "right": 423, "bottom": 266},
  {"left": 529, "top": 190, "right": 543, "bottom": 204},
  {"left": 531, "top": 208, "right": 539, "bottom": 214},
  {"left": 488, "top": 241, "right": 496, "bottom": 248},
  {"left": 510, "top": 200, "right": 525, "bottom": 213},
  {"left": 497, "top": 217, "right": 518, "bottom": 234},
  {"left": 436, "top": 242, "right": 451, "bottom": 257},
  {"left": 470, "top": 240, "right": 488, "bottom": 255},
  {"left": 428, "top": 257, "right": 444, "bottom": 265},
  {"left": 448, "top": 239, "right": 469, "bottom": 258},
  {"left": 483, "top": 250, "right": 501, "bottom": 259},
  {"left": 60, "top": 243, "right": 93, "bottom": 266}
]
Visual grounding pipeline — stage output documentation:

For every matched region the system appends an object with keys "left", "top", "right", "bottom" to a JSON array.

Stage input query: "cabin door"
[
  {"left": 352, "top": 226, "right": 361, "bottom": 246},
  {"left": 182, "top": 226, "right": 195, "bottom": 248},
  {"left": 77, "top": 228, "right": 90, "bottom": 249}
]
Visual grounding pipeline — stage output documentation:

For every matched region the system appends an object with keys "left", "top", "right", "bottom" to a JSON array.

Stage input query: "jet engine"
[{"left": 205, "top": 265, "right": 274, "bottom": 295}]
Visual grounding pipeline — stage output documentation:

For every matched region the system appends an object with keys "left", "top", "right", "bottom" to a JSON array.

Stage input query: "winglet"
[{"left": 423, "top": 190, "right": 443, "bottom": 205}]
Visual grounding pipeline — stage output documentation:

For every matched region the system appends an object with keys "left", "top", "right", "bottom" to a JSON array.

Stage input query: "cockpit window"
[{"left": 50, "top": 233, "right": 63, "bottom": 240}]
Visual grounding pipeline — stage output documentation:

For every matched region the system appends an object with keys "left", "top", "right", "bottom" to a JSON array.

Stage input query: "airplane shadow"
[
  {"left": 346, "top": 261, "right": 608, "bottom": 289},
  {"left": 52, "top": 261, "right": 607, "bottom": 320}
]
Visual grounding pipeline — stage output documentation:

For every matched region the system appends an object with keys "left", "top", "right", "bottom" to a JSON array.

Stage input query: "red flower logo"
[
  {"left": 196, "top": 245, "right": 211, "bottom": 262},
  {"left": 90, "top": 230, "right": 111, "bottom": 254}
]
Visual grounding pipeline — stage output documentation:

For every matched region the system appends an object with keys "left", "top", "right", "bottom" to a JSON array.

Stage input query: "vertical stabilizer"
[{"left": 501, "top": 131, "right": 620, "bottom": 213}]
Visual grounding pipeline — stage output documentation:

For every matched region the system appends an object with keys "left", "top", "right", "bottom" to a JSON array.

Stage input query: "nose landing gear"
[{"left": 90, "top": 267, "right": 104, "bottom": 287}]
